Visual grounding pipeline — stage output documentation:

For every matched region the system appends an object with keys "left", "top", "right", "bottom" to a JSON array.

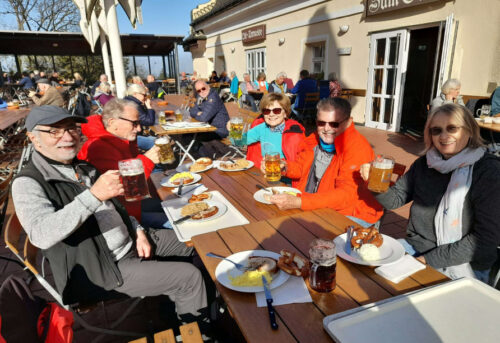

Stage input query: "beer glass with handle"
[
  {"left": 155, "top": 136, "right": 175, "bottom": 164},
  {"left": 309, "top": 239, "right": 337, "bottom": 292},
  {"left": 118, "top": 159, "right": 151, "bottom": 201},
  {"left": 367, "top": 155, "right": 395, "bottom": 193},
  {"left": 264, "top": 152, "right": 281, "bottom": 183}
]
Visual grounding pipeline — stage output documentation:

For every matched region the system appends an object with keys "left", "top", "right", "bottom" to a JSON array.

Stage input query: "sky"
[{"left": 116, "top": 0, "right": 206, "bottom": 74}]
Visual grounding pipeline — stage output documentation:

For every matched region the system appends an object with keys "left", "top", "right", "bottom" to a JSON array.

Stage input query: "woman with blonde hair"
[
  {"left": 361, "top": 104, "right": 500, "bottom": 284},
  {"left": 93, "top": 81, "right": 114, "bottom": 106},
  {"left": 70, "top": 72, "right": 85, "bottom": 90}
]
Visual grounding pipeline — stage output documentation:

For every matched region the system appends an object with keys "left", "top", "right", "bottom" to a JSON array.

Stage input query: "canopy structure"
[{"left": 0, "top": 30, "right": 183, "bottom": 80}]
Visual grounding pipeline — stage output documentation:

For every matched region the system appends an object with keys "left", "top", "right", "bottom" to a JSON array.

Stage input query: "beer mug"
[
  {"left": 155, "top": 137, "right": 175, "bottom": 164},
  {"left": 118, "top": 159, "right": 151, "bottom": 202},
  {"left": 229, "top": 117, "right": 244, "bottom": 140},
  {"left": 264, "top": 152, "right": 281, "bottom": 183},
  {"left": 367, "top": 155, "right": 394, "bottom": 193},
  {"left": 158, "top": 111, "right": 167, "bottom": 125},
  {"left": 476, "top": 105, "right": 491, "bottom": 118},
  {"left": 174, "top": 109, "right": 183, "bottom": 122},
  {"left": 309, "top": 239, "right": 336, "bottom": 293}
]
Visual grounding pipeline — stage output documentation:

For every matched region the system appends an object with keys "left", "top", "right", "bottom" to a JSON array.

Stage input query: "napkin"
[
  {"left": 255, "top": 276, "right": 312, "bottom": 307},
  {"left": 171, "top": 183, "right": 208, "bottom": 197},
  {"left": 375, "top": 255, "right": 426, "bottom": 284}
]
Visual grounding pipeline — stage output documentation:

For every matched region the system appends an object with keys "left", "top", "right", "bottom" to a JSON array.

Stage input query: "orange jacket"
[{"left": 286, "top": 123, "right": 383, "bottom": 224}]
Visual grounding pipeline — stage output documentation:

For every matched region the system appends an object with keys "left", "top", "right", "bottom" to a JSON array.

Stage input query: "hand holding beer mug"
[
  {"left": 264, "top": 152, "right": 281, "bottom": 183},
  {"left": 90, "top": 170, "right": 124, "bottom": 201},
  {"left": 229, "top": 117, "right": 243, "bottom": 141},
  {"left": 118, "top": 159, "right": 151, "bottom": 202},
  {"left": 365, "top": 155, "right": 395, "bottom": 193},
  {"left": 155, "top": 136, "right": 175, "bottom": 164},
  {"left": 309, "top": 239, "right": 336, "bottom": 292}
]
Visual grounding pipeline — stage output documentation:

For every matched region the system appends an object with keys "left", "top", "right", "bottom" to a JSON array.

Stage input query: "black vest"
[{"left": 17, "top": 158, "right": 135, "bottom": 305}]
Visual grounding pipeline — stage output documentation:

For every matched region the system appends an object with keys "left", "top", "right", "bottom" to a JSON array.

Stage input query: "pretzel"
[
  {"left": 188, "top": 193, "right": 212, "bottom": 203},
  {"left": 350, "top": 226, "right": 383, "bottom": 249},
  {"left": 277, "top": 249, "right": 309, "bottom": 277}
]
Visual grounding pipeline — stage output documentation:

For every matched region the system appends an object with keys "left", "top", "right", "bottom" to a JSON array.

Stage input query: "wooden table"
[
  {"left": 150, "top": 166, "right": 303, "bottom": 223},
  {"left": 0, "top": 105, "right": 32, "bottom": 130},
  {"left": 477, "top": 121, "right": 500, "bottom": 133},
  {"left": 191, "top": 208, "right": 449, "bottom": 342}
]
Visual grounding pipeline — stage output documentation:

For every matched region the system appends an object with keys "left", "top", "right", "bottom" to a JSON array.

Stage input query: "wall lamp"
[
  {"left": 231, "top": 47, "right": 235, "bottom": 53},
  {"left": 339, "top": 25, "right": 349, "bottom": 34},
  {"left": 278, "top": 37, "right": 285, "bottom": 45}
]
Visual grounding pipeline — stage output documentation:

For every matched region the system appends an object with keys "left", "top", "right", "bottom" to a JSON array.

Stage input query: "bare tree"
[{"left": 0, "top": 0, "right": 79, "bottom": 31}]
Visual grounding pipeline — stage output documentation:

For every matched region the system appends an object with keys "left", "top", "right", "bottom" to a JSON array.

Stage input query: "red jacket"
[
  {"left": 286, "top": 123, "right": 383, "bottom": 224},
  {"left": 77, "top": 115, "right": 155, "bottom": 220},
  {"left": 246, "top": 118, "right": 305, "bottom": 170}
]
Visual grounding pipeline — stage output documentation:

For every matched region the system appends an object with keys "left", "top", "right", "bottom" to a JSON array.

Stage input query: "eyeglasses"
[
  {"left": 196, "top": 87, "right": 207, "bottom": 93},
  {"left": 262, "top": 108, "right": 283, "bottom": 115},
  {"left": 35, "top": 127, "right": 81, "bottom": 139},
  {"left": 429, "top": 125, "right": 462, "bottom": 136},
  {"left": 119, "top": 117, "right": 141, "bottom": 127},
  {"left": 316, "top": 117, "right": 349, "bottom": 128}
]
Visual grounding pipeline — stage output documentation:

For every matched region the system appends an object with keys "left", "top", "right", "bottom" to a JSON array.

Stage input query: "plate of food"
[
  {"left": 333, "top": 227, "right": 405, "bottom": 266},
  {"left": 215, "top": 250, "right": 294, "bottom": 293},
  {"left": 217, "top": 159, "right": 254, "bottom": 172},
  {"left": 254, "top": 187, "right": 302, "bottom": 204},
  {"left": 173, "top": 200, "right": 227, "bottom": 223},
  {"left": 189, "top": 157, "right": 213, "bottom": 173},
  {"left": 161, "top": 172, "right": 201, "bottom": 187}
]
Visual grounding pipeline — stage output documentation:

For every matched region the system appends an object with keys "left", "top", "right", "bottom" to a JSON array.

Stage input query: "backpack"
[
  {"left": 0, "top": 275, "right": 74, "bottom": 343},
  {"left": 74, "top": 93, "right": 91, "bottom": 117}
]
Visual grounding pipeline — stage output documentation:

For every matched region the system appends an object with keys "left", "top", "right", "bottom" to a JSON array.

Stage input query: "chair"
[
  {"left": 129, "top": 322, "right": 203, "bottom": 343},
  {"left": 5, "top": 213, "right": 147, "bottom": 342},
  {"left": 222, "top": 107, "right": 261, "bottom": 157},
  {"left": 297, "top": 92, "right": 319, "bottom": 124}
]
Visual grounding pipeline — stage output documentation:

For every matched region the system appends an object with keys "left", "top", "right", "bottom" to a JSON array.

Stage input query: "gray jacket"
[{"left": 374, "top": 153, "right": 500, "bottom": 270}]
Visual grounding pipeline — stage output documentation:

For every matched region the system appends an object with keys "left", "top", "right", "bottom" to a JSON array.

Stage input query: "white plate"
[
  {"left": 216, "top": 160, "right": 254, "bottom": 172},
  {"left": 334, "top": 233, "right": 405, "bottom": 266},
  {"left": 160, "top": 173, "right": 201, "bottom": 187},
  {"left": 215, "top": 250, "right": 290, "bottom": 293},
  {"left": 253, "top": 187, "right": 302, "bottom": 204},
  {"left": 169, "top": 200, "right": 228, "bottom": 223},
  {"left": 165, "top": 121, "right": 207, "bottom": 128},
  {"left": 187, "top": 162, "right": 213, "bottom": 173}
]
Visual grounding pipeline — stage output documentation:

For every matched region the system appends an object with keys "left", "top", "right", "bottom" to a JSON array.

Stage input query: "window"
[
  {"left": 312, "top": 43, "right": 325, "bottom": 74},
  {"left": 246, "top": 48, "right": 266, "bottom": 81}
]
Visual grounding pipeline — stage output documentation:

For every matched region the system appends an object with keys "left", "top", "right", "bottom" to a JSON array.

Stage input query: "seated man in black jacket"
[
  {"left": 124, "top": 83, "right": 156, "bottom": 150},
  {"left": 12, "top": 105, "right": 208, "bottom": 325}
]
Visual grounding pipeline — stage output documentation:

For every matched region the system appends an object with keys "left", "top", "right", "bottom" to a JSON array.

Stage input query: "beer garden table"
[
  {"left": 150, "top": 166, "right": 450, "bottom": 342},
  {"left": 477, "top": 120, "right": 500, "bottom": 133}
]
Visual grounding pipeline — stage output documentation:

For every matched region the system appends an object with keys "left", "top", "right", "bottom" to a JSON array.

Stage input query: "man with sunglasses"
[
  {"left": 78, "top": 99, "right": 171, "bottom": 231},
  {"left": 270, "top": 97, "right": 383, "bottom": 227},
  {"left": 12, "top": 105, "right": 208, "bottom": 324},
  {"left": 190, "top": 80, "right": 229, "bottom": 139}
]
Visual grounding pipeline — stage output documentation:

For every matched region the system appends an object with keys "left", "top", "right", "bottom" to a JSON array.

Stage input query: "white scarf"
[{"left": 426, "top": 147, "right": 485, "bottom": 279}]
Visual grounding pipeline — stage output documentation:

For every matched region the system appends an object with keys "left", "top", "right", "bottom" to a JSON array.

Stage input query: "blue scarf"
[{"left": 319, "top": 138, "right": 335, "bottom": 153}]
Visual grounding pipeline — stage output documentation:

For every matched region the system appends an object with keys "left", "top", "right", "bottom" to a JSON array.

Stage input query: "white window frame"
[
  {"left": 245, "top": 48, "right": 266, "bottom": 81},
  {"left": 311, "top": 44, "right": 325, "bottom": 74},
  {"left": 301, "top": 34, "right": 329, "bottom": 78}
]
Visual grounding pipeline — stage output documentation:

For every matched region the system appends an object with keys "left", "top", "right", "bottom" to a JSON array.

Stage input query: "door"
[
  {"left": 365, "top": 30, "right": 409, "bottom": 131},
  {"left": 246, "top": 48, "right": 266, "bottom": 81}
]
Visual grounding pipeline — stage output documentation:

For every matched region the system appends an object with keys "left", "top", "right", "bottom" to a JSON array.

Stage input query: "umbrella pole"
[
  {"left": 104, "top": 0, "right": 126, "bottom": 98},
  {"left": 100, "top": 27, "right": 113, "bottom": 84}
]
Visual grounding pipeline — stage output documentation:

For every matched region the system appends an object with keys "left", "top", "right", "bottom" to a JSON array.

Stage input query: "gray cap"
[
  {"left": 36, "top": 78, "right": 50, "bottom": 85},
  {"left": 25, "top": 105, "right": 87, "bottom": 131}
]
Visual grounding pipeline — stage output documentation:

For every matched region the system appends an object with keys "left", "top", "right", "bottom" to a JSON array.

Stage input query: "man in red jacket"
[
  {"left": 269, "top": 97, "right": 383, "bottom": 227},
  {"left": 77, "top": 98, "right": 169, "bottom": 229}
]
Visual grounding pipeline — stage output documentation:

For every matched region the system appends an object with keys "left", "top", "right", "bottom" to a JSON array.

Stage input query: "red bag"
[
  {"left": 0, "top": 316, "right": 7, "bottom": 343},
  {"left": 37, "top": 303, "right": 74, "bottom": 343}
]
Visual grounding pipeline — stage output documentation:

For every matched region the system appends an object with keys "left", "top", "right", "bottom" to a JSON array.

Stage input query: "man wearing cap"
[
  {"left": 11, "top": 105, "right": 208, "bottom": 323},
  {"left": 29, "top": 78, "right": 64, "bottom": 107}
]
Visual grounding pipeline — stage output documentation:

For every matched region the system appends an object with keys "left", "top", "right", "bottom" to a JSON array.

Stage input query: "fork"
[{"left": 206, "top": 252, "right": 248, "bottom": 271}]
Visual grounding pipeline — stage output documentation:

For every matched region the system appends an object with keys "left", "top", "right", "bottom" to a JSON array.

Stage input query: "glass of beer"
[
  {"left": 175, "top": 109, "right": 183, "bottom": 122},
  {"left": 229, "top": 117, "right": 244, "bottom": 140},
  {"left": 264, "top": 152, "right": 281, "bottom": 183},
  {"left": 155, "top": 137, "right": 175, "bottom": 164},
  {"left": 158, "top": 111, "right": 167, "bottom": 125},
  {"left": 309, "top": 239, "right": 336, "bottom": 293},
  {"left": 367, "top": 155, "right": 395, "bottom": 193},
  {"left": 118, "top": 159, "right": 151, "bottom": 202}
]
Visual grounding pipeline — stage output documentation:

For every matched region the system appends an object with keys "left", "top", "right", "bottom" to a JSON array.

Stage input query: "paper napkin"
[
  {"left": 255, "top": 276, "right": 312, "bottom": 307},
  {"left": 375, "top": 255, "right": 426, "bottom": 284}
]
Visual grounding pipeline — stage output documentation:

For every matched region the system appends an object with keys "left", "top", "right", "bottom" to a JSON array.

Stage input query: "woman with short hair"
[
  {"left": 362, "top": 104, "right": 500, "bottom": 283},
  {"left": 431, "top": 78, "right": 465, "bottom": 110},
  {"left": 93, "top": 81, "right": 114, "bottom": 106}
]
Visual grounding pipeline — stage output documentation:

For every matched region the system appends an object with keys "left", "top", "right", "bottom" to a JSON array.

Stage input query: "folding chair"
[{"left": 5, "top": 213, "right": 147, "bottom": 342}]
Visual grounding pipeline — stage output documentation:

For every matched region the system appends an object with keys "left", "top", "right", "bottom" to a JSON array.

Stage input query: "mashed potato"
[
  {"left": 228, "top": 270, "right": 272, "bottom": 287},
  {"left": 358, "top": 244, "right": 381, "bottom": 261}
]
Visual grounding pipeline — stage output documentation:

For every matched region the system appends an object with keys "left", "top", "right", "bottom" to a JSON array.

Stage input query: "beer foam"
[
  {"left": 156, "top": 137, "right": 169, "bottom": 144},
  {"left": 120, "top": 170, "right": 144, "bottom": 177},
  {"left": 373, "top": 159, "right": 394, "bottom": 169}
]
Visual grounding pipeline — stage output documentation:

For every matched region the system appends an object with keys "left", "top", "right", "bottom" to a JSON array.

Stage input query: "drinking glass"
[
  {"left": 264, "top": 152, "right": 281, "bottom": 183},
  {"left": 367, "top": 155, "right": 394, "bottom": 193},
  {"left": 155, "top": 137, "right": 175, "bottom": 164},
  {"left": 309, "top": 239, "right": 336, "bottom": 292},
  {"left": 158, "top": 111, "right": 167, "bottom": 125},
  {"left": 118, "top": 159, "right": 150, "bottom": 202},
  {"left": 229, "top": 117, "right": 244, "bottom": 140}
]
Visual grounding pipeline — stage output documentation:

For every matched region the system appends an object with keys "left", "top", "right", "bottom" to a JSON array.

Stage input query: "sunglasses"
[
  {"left": 119, "top": 117, "right": 141, "bottom": 127},
  {"left": 429, "top": 125, "right": 462, "bottom": 136},
  {"left": 316, "top": 117, "right": 349, "bottom": 128},
  {"left": 262, "top": 108, "right": 283, "bottom": 115},
  {"left": 196, "top": 87, "right": 207, "bottom": 93}
]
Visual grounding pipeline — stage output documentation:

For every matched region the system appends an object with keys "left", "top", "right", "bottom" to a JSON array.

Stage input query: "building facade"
[{"left": 183, "top": 0, "right": 500, "bottom": 133}]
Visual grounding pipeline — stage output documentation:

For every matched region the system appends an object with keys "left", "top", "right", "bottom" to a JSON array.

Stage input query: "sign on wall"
[
  {"left": 365, "top": 0, "right": 440, "bottom": 17},
  {"left": 242, "top": 25, "right": 266, "bottom": 44}
]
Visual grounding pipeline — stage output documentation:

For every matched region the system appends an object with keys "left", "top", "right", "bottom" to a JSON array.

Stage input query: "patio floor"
[{"left": 0, "top": 95, "right": 424, "bottom": 342}]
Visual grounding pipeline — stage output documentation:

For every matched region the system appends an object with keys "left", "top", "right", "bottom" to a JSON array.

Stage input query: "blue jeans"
[
  {"left": 141, "top": 197, "right": 172, "bottom": 229},
  {"left": 137, "top": 135, "right": 156, "bottom": 150},
  {"left": 347, "top": 216, "right": 380, "bottom": 229}
]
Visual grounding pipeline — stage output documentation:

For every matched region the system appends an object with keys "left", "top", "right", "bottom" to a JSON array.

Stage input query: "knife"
[
  {"left": 173, "top": 208, "right": 205, "bottom": 225},
  {"left": 177, "top": 178, "right": 185, "bottom": 196},
  {"left": 345, "top": 225, "right": 354, "bottom": 255},
  {"left": 256, "top": 184, "right": 273, "bottom": 193},
  {"left": 261, "top": 276, "right": 278, "bottom": 330},
  {"left": 176, "top": 183, "right": 202, "bottom": 197}
]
